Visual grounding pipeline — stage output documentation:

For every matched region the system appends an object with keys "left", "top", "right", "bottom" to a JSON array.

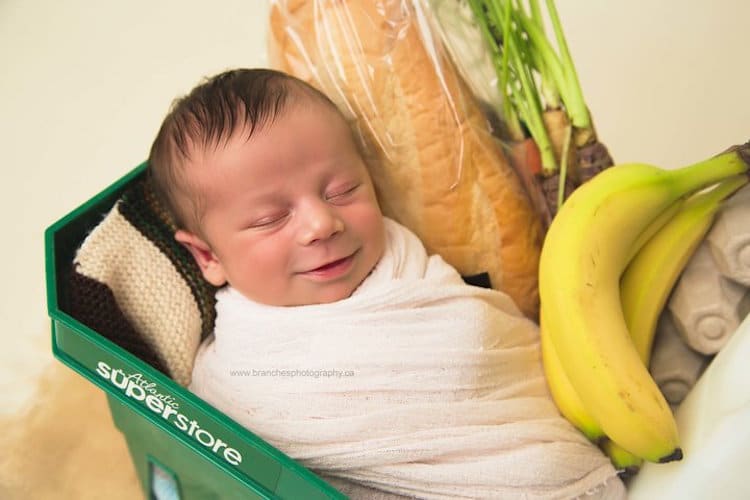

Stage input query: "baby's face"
[{"left": 181, "top": 101, "right": 385, "bottom": 306}]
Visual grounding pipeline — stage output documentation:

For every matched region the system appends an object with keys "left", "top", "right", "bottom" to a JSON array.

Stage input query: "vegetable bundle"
[{"left": 463, "top": 0, "right": 614, "bottom": 228}]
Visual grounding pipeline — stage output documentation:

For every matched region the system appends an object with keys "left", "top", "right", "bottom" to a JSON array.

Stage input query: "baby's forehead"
[
  {"left": 181, "top": 91, "right": 351, "bottom": 174},
  {"left": 232, "top": 92, "right": 338, "bottom": 138}
]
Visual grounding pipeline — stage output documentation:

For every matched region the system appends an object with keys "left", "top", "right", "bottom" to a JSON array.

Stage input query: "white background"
[{"left": 1, "top": 0, "right": 749, "bottom": 415}]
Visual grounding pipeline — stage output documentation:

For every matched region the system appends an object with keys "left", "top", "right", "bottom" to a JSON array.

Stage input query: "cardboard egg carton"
[{"left": 651, "top": 184, "right": 750, "bottom": 405}]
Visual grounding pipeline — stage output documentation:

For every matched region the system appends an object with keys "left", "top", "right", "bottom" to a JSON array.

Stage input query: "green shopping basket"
[{"left": 45, "top": 162, "right": 346, "bottom": 499}]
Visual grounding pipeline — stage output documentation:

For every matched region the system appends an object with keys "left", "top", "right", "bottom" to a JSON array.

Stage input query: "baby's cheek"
[
  {"left": 365, "top": 207, "right": 386, "bottom": 241},
  {"left": 245, "top": 248, "right": 284, "bottom": 287},
  {"left": 358, "top": 212, "right": 386, "bottom": 267}
]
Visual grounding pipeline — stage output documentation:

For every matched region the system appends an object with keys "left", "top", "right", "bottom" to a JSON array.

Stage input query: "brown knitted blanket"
[{"left": 68, "top": 177, "right": 216, "bottom": 386}]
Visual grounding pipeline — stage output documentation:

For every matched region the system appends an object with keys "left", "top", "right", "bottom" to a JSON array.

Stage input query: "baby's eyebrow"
[
  {"left": 235, "top": 204, "right": 288, "bottom": 228},
  {"left": 252, "top": 196, "right": 288, "bottom": 209},
  {"left": 238, "top": 185, "right": 287, "bottom": 204}
]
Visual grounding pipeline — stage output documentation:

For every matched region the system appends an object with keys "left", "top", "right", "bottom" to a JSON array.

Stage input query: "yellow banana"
[
  {"left": 595, "top": 176, "right": 747, "bottom": 474},
  {"left": 539, "top": 143, "right": 750, "bottom": 463},
  {"left": 543, "top": 309, "right": 643, "bottom": 473},
  {"left": 626, "top": 197, "right": 686, "bottom": 264},
  {"left": 540, "top": 311, "right": 604, "bottom": 442},
  {"left": 541, "top": 201, "right": 687, "bottom": 472},
  {"left": 600, "top": 438, "right": 642, "bottom": 478},
  {"left": 540, "top": 177, "right": 746, "bottom": 471},
  {"left": 622, "top": 174, "right": 749, "bottom": 362}
]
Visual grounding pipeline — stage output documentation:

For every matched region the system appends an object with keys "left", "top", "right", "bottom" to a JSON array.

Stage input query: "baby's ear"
[{"left": 174, "top": 230, "right": 227, "bottom": 287}]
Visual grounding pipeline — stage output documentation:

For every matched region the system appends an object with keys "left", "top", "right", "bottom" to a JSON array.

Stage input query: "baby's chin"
[{"left": 291, "top": 283, "right": 361, "bottom": 306}]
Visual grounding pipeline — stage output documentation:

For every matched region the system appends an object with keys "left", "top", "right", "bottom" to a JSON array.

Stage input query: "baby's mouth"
[
  {"left": 311, "top": 256, "right": 351, "bottom": 272},
  {"left": 301, "top": 251, "right": 358, "bottom": 279}
]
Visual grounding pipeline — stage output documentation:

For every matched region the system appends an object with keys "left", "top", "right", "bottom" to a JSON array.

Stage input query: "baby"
[
  {"left": 148, "top": 68, "right": 624, "bottom": 499},
  {"left": 149, "top": 68, "right": 386, "bottom": 308}
]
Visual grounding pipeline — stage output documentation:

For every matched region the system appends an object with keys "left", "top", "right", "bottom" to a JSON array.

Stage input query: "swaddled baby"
[{"left": 148, "top": 68, "right": 625, "bottom": 499}]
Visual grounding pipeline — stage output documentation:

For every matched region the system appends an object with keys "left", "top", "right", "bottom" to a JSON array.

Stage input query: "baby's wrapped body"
[{"left": 190, "top": 218, "right": 624, "bottom": 499}]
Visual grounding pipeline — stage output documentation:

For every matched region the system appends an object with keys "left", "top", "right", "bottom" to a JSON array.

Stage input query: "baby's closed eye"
[
  {"left": 325, "top": 183, "right": 361, "bottom": 203},
  {"left": 246, "top": 211, "right": 290, "bottom": 229}
]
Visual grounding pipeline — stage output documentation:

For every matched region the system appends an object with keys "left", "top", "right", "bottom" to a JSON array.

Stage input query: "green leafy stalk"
[
  {"left": 466, "top": 0, "right": 525, "bottom": 141},
  {"left": 502, "top": 8, "right": 557, "bottom": 173},
  {"left": 544, "top": 0, "right": 591, "bottom": 132},
  {"left": 513, "top": 11, "right": 568, "bottom": 109},
  {"left": 485, "top": 0, "right": 557, "bottom": 173},
  {"left": 513, "top": 4, "right": 589, "bottom": 136},
  {"left": 525, "top": 0, "right": 561, "bottom": 109},
  {"left": 527, "top": 0, "right": 543, "bottom": 24},
  {"left": 466, "top": 0, "right": 594, "bottom": 179},
  {"left": 461, "top": 0, "right": 610, "bottom": 214},
  {"left": 558, "top": 123, "right": 572, "bottom": 208}
]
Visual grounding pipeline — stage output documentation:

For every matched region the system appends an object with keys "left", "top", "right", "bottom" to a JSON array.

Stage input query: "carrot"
[{"left": 507, "top": 138, "right": 554, "bottom": 230}]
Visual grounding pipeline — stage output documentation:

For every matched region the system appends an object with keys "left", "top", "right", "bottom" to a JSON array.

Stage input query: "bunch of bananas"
[{"left": 539, "top": 142, "right": 750, "bottom": 474}]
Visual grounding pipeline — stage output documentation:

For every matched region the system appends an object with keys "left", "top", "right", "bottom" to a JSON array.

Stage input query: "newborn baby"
[{"left": 148, "top": 68, "right": 624, "bottom": 499}]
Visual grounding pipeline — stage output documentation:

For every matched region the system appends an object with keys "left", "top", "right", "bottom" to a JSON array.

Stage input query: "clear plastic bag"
[
  {"left": 268, "top": 0, "right": 543, "bottom": 318},
  {"left": 425, "top": 0, "right": 505, "bottom": 120}
]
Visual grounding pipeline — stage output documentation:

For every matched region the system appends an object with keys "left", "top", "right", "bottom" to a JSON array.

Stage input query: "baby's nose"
[{"left": 297, "top": 200, "right": 344, "bottom": 245}]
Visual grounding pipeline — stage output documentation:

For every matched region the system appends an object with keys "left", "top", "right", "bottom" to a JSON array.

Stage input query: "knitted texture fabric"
[
  {"left": 69, "top": 177, "right": 216, "bottom": 386},
  {"left": 119, "top": 180, "right": 217, "bottom": 338}
]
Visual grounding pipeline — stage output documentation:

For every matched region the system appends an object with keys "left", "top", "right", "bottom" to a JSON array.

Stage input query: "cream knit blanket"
[{"left": 189, "top": 218, "right": 623, "bottom": 499}]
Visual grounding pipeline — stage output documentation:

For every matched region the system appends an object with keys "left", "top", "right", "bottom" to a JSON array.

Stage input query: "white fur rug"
[{"left": 0, "top": 361, "right": 141, "bottom": 499}]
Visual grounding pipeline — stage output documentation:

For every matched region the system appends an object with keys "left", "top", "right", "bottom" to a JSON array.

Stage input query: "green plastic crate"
[{"left": 45, "top": 162, "right": 346, "bottom": 500}]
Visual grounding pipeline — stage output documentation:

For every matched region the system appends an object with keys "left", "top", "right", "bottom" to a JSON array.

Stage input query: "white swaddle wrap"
[{"left": 190, "top": 218, "right": 623, "bottom": 499}]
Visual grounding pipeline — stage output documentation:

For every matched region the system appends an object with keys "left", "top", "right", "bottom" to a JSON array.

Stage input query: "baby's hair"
[{"left": 148, "top": 68, "right": 340, "bottom": 231}]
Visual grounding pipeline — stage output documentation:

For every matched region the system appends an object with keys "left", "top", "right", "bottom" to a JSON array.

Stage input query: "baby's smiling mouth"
[
  {"left": 312, "top": 257, "right": 350, "bottom": 272},
  {"left": 301, "top": 250, "right": 358, "bottom": 278}
]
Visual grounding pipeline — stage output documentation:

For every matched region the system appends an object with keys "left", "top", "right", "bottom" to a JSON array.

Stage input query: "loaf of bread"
[{"left": 268, "top": 0, "right": 542, "bottom": 318}]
